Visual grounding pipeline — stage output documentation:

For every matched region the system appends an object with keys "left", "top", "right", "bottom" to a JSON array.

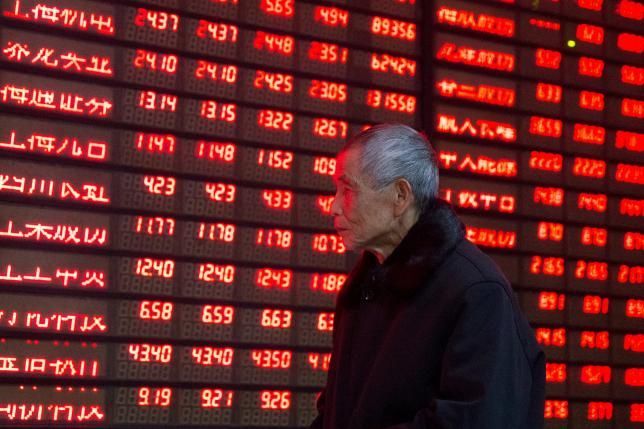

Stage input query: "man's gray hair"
[{"left": 341, "top": 123, "right": 439, "bottom": 213}]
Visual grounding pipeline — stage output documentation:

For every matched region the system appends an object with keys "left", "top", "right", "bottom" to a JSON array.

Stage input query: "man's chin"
[{"left": 336, "top": 231, "right": 357, "bottom": 252}]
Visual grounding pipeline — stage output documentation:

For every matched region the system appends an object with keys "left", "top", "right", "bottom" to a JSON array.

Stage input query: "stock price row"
[
  {"left": 0, "top": 71, "right": 418, "bottom": 136},
  {"left": 0, "top": 155, "right": 641, "bottom": 222},
  {"left": 0, "top": 189, "right": 639, "bottom": 265},
  {"left": 0, "top": 25, "right": 420, "bottom": 96},
  {"left": 0, "top": 383, "right": 640, "bottom": 427},
  {"left": 0, "top": 0, "right": 420, "bottom": 81},
  {"left": 0, "top": 240, "right": 640, "bottom": 302},
  {"left": 434, "top": 0, "right": 642, "bottom": 57},
  {"left": 0, "top": 383, "right": 320, "bottom": 426}
]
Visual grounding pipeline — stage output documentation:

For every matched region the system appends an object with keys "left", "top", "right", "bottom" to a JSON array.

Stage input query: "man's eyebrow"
[{"left": 337, "top": 174, "right": 356, "bottom": 186}]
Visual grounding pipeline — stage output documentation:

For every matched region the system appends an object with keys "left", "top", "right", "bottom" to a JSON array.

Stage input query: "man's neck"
[{"left": 368, "top": 209, "right": 420, "bottom": 264}]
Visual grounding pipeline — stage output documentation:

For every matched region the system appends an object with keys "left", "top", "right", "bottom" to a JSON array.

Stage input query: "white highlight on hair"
[{"left": 342, "top": 123, "right": 439, "bottom": 212}]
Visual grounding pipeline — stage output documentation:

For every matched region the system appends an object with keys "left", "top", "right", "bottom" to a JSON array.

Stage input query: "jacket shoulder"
[{"left": 432, "top": 239, "right": 512, "bottom": 295}]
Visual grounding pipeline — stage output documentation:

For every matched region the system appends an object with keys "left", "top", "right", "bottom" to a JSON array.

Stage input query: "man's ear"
[{"left": 392, "top": 178, "right": 414, "bottom": 217}]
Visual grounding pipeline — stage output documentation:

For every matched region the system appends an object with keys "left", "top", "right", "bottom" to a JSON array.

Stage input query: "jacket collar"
[{"left": 339, "top": 199, "right": 465, "bottom": 305}]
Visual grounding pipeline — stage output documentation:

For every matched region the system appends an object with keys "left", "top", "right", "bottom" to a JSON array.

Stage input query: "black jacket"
[{"left": 310, "top": 200, "right": 545, "bottom": 429}]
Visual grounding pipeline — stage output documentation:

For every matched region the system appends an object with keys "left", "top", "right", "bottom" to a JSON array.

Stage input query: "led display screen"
[
  {"left": 0, "top": 0, "right": 642, "bottom": 427},
  {"left": 431, "top": 1, "right": 642, "bottom": 427}
]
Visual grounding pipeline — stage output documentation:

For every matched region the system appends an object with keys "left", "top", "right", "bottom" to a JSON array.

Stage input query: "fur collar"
[{"left": 339, "top": 199, "right": 465, "bottom": 306}]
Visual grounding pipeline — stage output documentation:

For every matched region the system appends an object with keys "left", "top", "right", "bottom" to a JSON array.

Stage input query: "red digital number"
[
  {"left": 587, "top": 402, "right": 613, "bottom": 421},
  {"left": 546, "top": 363, "right": 567, "bottom": 383},
  {"left": 260, "top": 390, "right": 291, "bottom": 410},
  {"left": 580, "top": 331, "right": 610, "bottom": 349},
  {"left": 580, "top": 227, "right": 608, "bottom": 247},
  {"left": 139, "top": 300, "right": 173, "bottom": 321},
  {"left": 310, "top": 273, "right": 346, "bottom": 293},
  {"left": 576, "top": 24, "right": 604, "bottom": 45},
  {"left": 317, "top": 312, "right": 334, "bottom": 331},
  {"left": 260, "top": 0, "right": 294, "bottom": 18},
  {"left": 529, "top": 151, "right": 563, "bottom": 172},
  {"left": 621, "top": 65, "right": 644, "bottom": 86},
  {"left": 583, "top": 295, "right": 610, "bottom": 314},
  {"left": 314, "top": 6, "right": 349, "bottom": 27},
  {"left": 138, "top": 90, "right": 177, "bottom": 112},
  {"left": 575, "top": 260, "right": 608, "bottom": 281},
  {"left": 262, "top": 189, "right": 293, "bottom": 210},
  {"left": 622, "top": 98, "right": 644, "bottom": 118},
  {"left": 135, "top": 258, "right": 175, "bottom": 278},
  {"left": 308, "top": 41, "right": 348, "bottom": 64},
  {"left": 573, "top": 124, "right": 605, "bottom": 145},
  {"left": 624, "top": 334, "right": 644, "bottom": 352},
  {"left": 196, "top": 19, "right": 238, "bottom": 42},
  {"left": 255, "top": 228, "right": 293, "bottom": 249},
  {"left": 578, "top": 57, "right": 604, "bottom": 77},
  {"left": 134, "top": 49, "right": 178, "bottom": 74},
  {"left": 198, "top": 263, "right": 235, "bottom": 283},
  {"left": 195, "top": 60, "right": 238, "bottom": 83},
  {"left": 198, "top": 222, "right": 236, "bottom": 242},
  {"left": 201, "top": 389, "right": 234, "bottom": 408},
  {"left": 200, "top": 100, "right": 237, "bottom": 122},
  {"left": 617, "top": 32, "right": 644, "bottom": 54},
  {"left": 533, "top": 187, "right": 565, "bottom": 207},
  {"left": 192, "top": 347, "right": 234, "bottom": 366},
  {"left": 581, "top": 365, "right": 611, "bottom": 384},
  {"left": 307, "top": 353, "right": 332, "bottom": 370},
  {"left": 258, "top": 109, "right": 294, "bottom": 131},
  {"left": 529, "top": 116, "right": 562, "bottom": 137},
  {"left": 134, "top": 8, "right": 179, "bottom": 32},
  {"left": 616, "top": 163, "right": 644, "bottom": 185},
  {"left": 371, "top": 16, "right": 416, "bottom": 41},
  {"left": 531, "top": 256, "right": 564, "bottom": 276},
  {"left": 313, "top": 156, "right": 337, "bottom": 176},
  {"left": 202, "top": 305, "right": 235, "bottom": 324},
  {"left": 255, "top": 268, "right": 293, "bottom": 289},
  {"left": 535, "top": 49, "right": 561, "bottom": 69},
  {"left": 254, "top": 70, "right": 293, "bottom": 93},
  {"left": 536, "top": 83, "right": 562, "bottom": 104},
  {"left": 618, "top": 265, "right": 643, "bottom": 284},
  {"left": 619, "top": 198, "right": 643, "bottom": 217},
  {"left": 312, "top": 234, "right": 346, "bottom": 254},
  {"left": 535, "top": 328, "right": 566, "bottom": 347},
  {"left": 573, "top": 157, "right": 606, "bottom": 179},
  {"left": 313, "top": 118, "right": 348, "bottom": 139},
  {"left": 626, "top": 300, "right": 644, "bottom": 318},
  {"left": 143, "top": 176, "right": 177, "bottom": 196},
  {"left": 579, "top": 90, "right": 605, "bottom": 111},
  {"left": 624, "top": 232, "right": 644, "bottom": 251},
  {"left": 316, "top": 195, "right": 334, "bottom": 214},
  {"left": 251, "top": 350, "right": 292, "bottom": 368},
  {"left": 196, "top": 141, "right": 236, "bottom": 162},
  {"left": 254, "top": 31, "right": 294, "bottom": 55},
  {"left": 261, "top": 309, "right": 292, "bottom": 328},
  {"left": 136, "top": 133, "right": 176, "bottom": 154},
  {"left": 545, "top": 400, "right": 568, "bottom": 419},
  {"left": 615, "top": 131, "right": 643, "bottom": 152},
  {"left": 371, "top": 53, "right": 417, "bottom": 77},
  {"left": 537, "top": 222, "right": 564, "bottom": 242},
  {"left": 538, "top": 292, "right": 565, "bottom": 311},
  {"left": 138, "top": 387, "right": 172, "bottom": 407},
  {"left": 205, "top": 183, "right": 236, "bottom": 202},
  {"left": 128, "top": 344, "right": 173, "bottom": 363},
  {"left": 309, "top": 80, "right": 347, "bottom": 103},
  {"left": 135, "top": 216, "right": 175, "bottom": 236},
  {"left": 257, "top": 149, "right": 293, "bottom": 170}
]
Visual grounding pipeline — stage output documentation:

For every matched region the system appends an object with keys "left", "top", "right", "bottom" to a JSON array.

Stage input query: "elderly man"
[{"left": 310, "top": 124, "right": 545, "bottom": 429}]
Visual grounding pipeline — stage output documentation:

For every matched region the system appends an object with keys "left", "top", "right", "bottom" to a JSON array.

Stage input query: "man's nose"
[{"left": 330, "top": 195, "right": 341, "bottom": 217}]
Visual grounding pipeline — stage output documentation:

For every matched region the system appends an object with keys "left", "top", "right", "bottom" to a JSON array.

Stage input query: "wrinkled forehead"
[{"left": 333, "top": 148, "right": 362, "bottom": 186}]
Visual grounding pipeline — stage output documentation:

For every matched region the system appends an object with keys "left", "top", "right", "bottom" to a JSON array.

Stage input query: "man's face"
[{"left": 331, "top": 148, "right": 396, "bottom": 252}]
